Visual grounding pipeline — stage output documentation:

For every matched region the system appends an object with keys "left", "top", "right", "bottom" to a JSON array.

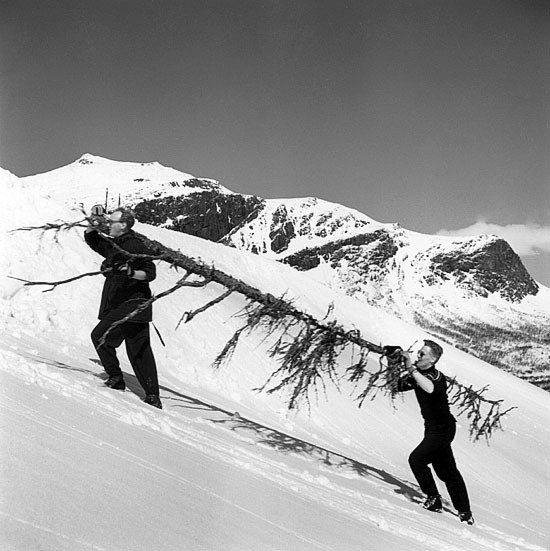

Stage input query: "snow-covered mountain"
[
  {"left": 2, "top": 156, "right": 550, "bottom": 550},
  {"left": 218, "top": 197, "right": 550, "bottom": 389},
  {"left": 12, "top": 154, "right": 548, "bottom": 390},
  {"left": 18, "top": 153, "right": 227, "bottom": 208}
]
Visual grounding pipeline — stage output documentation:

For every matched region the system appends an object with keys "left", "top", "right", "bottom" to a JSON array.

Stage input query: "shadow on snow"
[{"left": 47, "top": 356, "right": 433, "bottom": 510}]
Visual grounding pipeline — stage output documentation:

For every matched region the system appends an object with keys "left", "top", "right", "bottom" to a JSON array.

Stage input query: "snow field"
[{"left": 1, "top": 183, "right": 549, "bottom": 550}]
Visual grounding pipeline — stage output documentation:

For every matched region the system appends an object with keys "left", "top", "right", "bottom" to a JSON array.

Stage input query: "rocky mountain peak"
[
  {"left": 135, "top": 190, "right": 264, "bottom": 243},
  {"left": 427, "top": 236, "right": 539, "bottom": 302}
]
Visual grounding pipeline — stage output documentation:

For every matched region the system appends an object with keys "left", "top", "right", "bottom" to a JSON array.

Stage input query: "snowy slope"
[
  {"left": 1, "top": 180, "right": 550, "bottom": 550},
  {"left": 17, "top": 153, "right": 229, "bottom": 211}
]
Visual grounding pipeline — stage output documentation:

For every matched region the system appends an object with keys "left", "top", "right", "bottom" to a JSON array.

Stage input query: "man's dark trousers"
[
  {"left": 408, "top": 423, "right": 471, "bottom": 512},
  {"left": 91, "top": 312, "right": 159, "bottom": 396}
]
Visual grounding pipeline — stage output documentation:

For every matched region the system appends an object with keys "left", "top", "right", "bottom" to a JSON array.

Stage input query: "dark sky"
[{"left": 1, "top": 0, "right": 549, "bottom": 283}]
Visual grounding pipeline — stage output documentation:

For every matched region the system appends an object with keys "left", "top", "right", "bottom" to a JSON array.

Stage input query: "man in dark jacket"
[
  {"left": 395, "top": 340, "right": 473, "bottom": 524},
  {"left": 85, "top": 208, "right": 162, "bottom": 409}
]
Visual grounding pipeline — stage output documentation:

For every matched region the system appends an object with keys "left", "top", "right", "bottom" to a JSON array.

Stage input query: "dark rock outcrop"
[
  {"left": 269, "top": 205, "right": 296, "bottom": 253},
  {"left": 283, "top": 230, "right": 398, "bottom": 273},
  {"left": 134, "top": 191, "right": 263, "bottom": 242},
  {"left": 429, "top": 238, "right": 538, "bottom": 301}
]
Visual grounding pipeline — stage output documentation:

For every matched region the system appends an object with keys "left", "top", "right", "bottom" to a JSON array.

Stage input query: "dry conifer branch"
[
  {"left": 258, "top": 322, "right": 341, "bottom": 411},
  {"left": 181, "top": 289, "right": 234, "bottom": 324},
  {"left": 13, "top": 219, "right": 515, "bottom": 440},
  {"left": 97, "top": 275, "right": 211, "bottom": 348},
  {"left": 212, "top": 327, "right": 246, "bottom": 369},
  {"left": 11, "top": 219, "right": 88, "bottom": 234},
  {"left": 350, "top": 357, "right": 515, "bottom": 441},
  {"left": 8, "top": 271, "right": 107, "bottom": 292},
  {"left": 447, "top": 378, "right": 518, "bottom": 441},
  {"left": 353, "top": 358, "right": 401, "bottom": 408}
]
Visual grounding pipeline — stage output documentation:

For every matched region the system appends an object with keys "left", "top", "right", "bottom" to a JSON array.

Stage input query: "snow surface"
[
  {"left": 1, "top": 179, "right": 549, "bottom": 550},
  {"left": 16, "top": 154, "right": 230, "bottom": 212}
]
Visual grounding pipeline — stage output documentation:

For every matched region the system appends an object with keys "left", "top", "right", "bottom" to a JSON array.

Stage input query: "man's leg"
[
  {"left": 91, "top": 318, "right": 126, "bottom": 379},
  {"left": 123, "top": 323, "right": 160, "bottom": 397},
  {"left": 408, "top": 433, "right": 441, "bottom": 498},
  {"left": 432, "top": 444, "right": 471, "bottom": 513}
]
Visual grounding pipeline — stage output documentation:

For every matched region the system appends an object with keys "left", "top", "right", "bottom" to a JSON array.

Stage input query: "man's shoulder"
[
  {"left": 424, "top": 369, "right": 445, "bottom": 383},
  {"left": 118, "top": 230, "right": 137, "bottom": 241},
  {"left": 425, "top": 369, "right": 450, "bottom": 395},
  {"left": 118, "top": 230, "right": 143, "bottom": 247},
  {"left": 117, "top": 231, "right": 154, "bottom": 256}
]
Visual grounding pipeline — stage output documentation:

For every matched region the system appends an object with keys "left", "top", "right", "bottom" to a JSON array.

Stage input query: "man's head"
[
  {"left": 108, "top": 208, "right": 135, "bottom": 237},
  {"left": 415, "top": 339, "right": 443, "bottom": 370}
]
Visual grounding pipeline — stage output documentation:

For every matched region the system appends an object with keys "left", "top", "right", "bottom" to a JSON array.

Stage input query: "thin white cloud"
[{"left": 437, "top": 221, "right": 550, "bottom": 256}]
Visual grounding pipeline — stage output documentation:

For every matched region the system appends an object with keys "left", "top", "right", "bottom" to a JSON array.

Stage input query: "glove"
[
  {"left": 382, "top": 345, "right": 407, "bottom": 370},
  {"left": 382, "top": 345, "right": 403, "bottom": 358},
  {"left": 89, "top": 215, "right": 104, "bottom": 228},
  {"left": 115, "top": 263, "right": 135, "bottom": 278}
]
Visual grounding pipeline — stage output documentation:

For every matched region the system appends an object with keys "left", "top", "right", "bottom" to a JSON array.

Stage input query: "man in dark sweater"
[
  {"left": 85, "top": 208, "right": 162, "bottom": 409},
  {"left": 396, "top": 340, "right": 473, "bottom": 524}
]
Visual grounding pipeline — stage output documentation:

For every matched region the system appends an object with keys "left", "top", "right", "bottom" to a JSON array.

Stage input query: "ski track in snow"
[
  {"left": 1, "top": 337, "right": 546, "bottom": 551},
  {"left": 2, "top": 396, "right": 332, "bottom": 551},
  {"left": 0, "top": 511, "right": 110, "bottom": 551}
]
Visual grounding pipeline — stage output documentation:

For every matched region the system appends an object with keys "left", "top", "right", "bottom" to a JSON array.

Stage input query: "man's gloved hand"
[
  {"left": 382, "top": 345, "right": 403, "bottom": 358},
  {"left": 400, "top": 350, "right": 415, "bottom": 372},
  {"left": 88, "top": 215, "right": 104, "bottom": 228},
  {"left": 382, "top": 345, "right": 408, "bottom": 372},
  {"left": 115, "top": 263, "right": 135, "bottom": 278}
]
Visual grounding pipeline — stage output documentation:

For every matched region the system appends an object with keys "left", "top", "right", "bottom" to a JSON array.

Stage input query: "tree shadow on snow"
[
  {"left": 161, "top": 386, "right": 425, "bottom": 506},
  {"left": 46, "top": 358, "right": 148, "bottom": 398},
  {"left": 29, "top": 357, "right": 98, "bottom": 377},
  {"left": 214, "top": 416, "right": 425, "bottom": 505},
  {"left": 45, "top": 358, "right": 427, "bottom": 509}
]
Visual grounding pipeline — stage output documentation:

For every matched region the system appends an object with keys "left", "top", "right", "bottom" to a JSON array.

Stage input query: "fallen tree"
[{"left": 10, "top": 217, "right": 516, "bottom": 440}]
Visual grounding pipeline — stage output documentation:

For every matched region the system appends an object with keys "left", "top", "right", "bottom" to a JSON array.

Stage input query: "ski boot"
[
  {"left": 459, "top": 511, "right": 475, "bottom": 525},
  {"left": 423, "top": 495, "right": 443, "bottom": 512},
  {"left": 144, "top": 394, "right": 162, "bottom": 409},
  {"left": 104, "top": 375, "right": 126, "bottom": 391}
]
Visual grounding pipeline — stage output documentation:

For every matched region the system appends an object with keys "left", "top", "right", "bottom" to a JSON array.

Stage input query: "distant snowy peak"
[
  {"left": 75, "top": 153, "right": 143, "bottom": 166},
  {"left": 220, "top": 197, "right": 538, "bottom": 302},
  {"left": 220, "top": 196, "right": 392, "bottom": 256},
  {"left": 16, "top": 154, "right": 231, "bottom": 211},
  {"left": 415, "top": 235, "right": 539, "bottom": 302},
  {"left": 73, "top": 153, "right": 187, "bottom": 174}
]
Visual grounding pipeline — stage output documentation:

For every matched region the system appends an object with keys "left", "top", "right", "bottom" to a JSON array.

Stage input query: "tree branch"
[
  {"left": 7, "top": 271, "right": 107, "bottom": 292},
  {"left": 178, "top": 289, "right": 234, "bottom": 326},
  {"left": 11, "top": 219, "right": 88, "bottom": 233},
  {"left": 97, "top": 275, "right": 211, "bottom": 348}
]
